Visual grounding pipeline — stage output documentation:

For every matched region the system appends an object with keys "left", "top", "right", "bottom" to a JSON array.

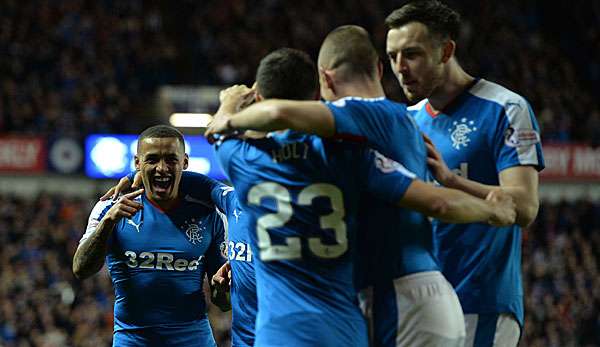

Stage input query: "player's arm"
[
  {"left": 363, "top": 151, "right": 515, "bottom": 226},
  {"left": 431, "top": 161, "right": 538, "bottom": 226},
  {"left": 424, "top": 115, "right": 542, "bottom": 227},
  {"left": 205, "top": 85, "right": 334, "bottom": 138},
  {"left": 99, "top": 171, "right": 142, "bottom": 201},
  {"left": 398, "top": 180, "right": 516, "bottom": 226},
  {"left": 73, "top": 189, "right": 144, "bottom": 279},
  {"left": 206, "top": 218, "right": 231, "bottom": 312}
]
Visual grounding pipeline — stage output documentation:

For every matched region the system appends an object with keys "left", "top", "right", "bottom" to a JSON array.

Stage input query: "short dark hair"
[
  {"left": 385, "top": 0, "right": 461, "bottom": 42},
  {"left": 256, "top": 48, "right": 317, "bottom": 100},
  {"left": 138, "top": 125, "right": 185, "bottom": 152},
  {"left": 318, "top": 25, "right": 379, "bottom": 80}
]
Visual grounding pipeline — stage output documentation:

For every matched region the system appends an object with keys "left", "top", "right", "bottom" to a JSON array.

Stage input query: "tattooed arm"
[{"left": 73, "top": 189, "right": 144, "bottom": 280}]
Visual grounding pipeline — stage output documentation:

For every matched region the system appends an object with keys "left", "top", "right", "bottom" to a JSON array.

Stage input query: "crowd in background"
[
  {"left": 1, "top": 0, "right": 599, "bottom": 143},
  {"left": 0, "top": 194, "right": 598, "bottom": 346}
]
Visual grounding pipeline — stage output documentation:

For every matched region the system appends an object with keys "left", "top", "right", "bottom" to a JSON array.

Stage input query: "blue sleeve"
[
  {"left": 205, "top": 215, "right": 227, "bottom": 277},
  {"left": 492, "top": 100, "right": 545, "bottom": 173},
  {"left": 180, "top": 171, "right": 238, "bottom": 213},
  {"left": 325, "top": 99, "right": 419, "bottom": 165},
  {"left": 214, "top": 138, "right": 245, "bottom": 183},
  {"left": 326, "top": 99, "right": 389, "bottom": 143},
  {"left": 360, "top": 150, "right": 415, "bottom": 204}
]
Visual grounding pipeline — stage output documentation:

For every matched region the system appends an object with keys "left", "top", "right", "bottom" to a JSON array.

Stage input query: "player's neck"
[
  {"left": 335, "top": 78, "right": 385, "bottom": 100},
  {"left": 427, "top": 60, "right": 474, "bottom": 112},
  {"left": 146, "top": 191, "right": 180, "bottom": 212}
]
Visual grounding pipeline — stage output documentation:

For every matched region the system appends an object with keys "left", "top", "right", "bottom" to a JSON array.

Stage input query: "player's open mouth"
[{"left": 152, "top": 176, "right": 172, "bottom": 194}]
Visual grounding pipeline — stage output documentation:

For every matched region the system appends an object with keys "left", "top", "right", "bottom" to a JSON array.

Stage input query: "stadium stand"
[
  {"left": 0, "top": 195, "right": 598, "bottom": 346},
  {"left": 1, "top": 0, "right": 599, "bottom": 142}
]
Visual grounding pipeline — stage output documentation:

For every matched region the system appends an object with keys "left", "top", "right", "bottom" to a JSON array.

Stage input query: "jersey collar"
[
  {"left": 425, "top": 78, "right": 480, "bottom": 118},
  {"left": 145, "top": 194, "right": 181, "bottom": 213}
]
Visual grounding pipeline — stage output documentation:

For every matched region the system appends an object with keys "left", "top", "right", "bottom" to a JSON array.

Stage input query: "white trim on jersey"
[
  {"left": 215, "top": 207, "right": 229, "bottom": 241},
  {"left": 331, "top": 96, "right": 385, "bottom": 107},
  {"left": 469, "top": 79, "right": 541, "bottom": 167},
  {"left": 407, "top": 98, "right": 428, "bottom": 112},
  {"left": 80, "top": 199, "right": 114, "bottom": 244},
  {"left": 216, "top": 185, "right": 235, "bottom": 241}
]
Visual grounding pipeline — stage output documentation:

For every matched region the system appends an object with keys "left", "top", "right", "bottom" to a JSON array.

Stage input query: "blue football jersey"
[
  {"left": 411, "top": 78, "right": 545, "bottom": 326},
  {"left": 325, "top": 97, "right": 438, "bottom": 279},
  {"left": 82, "top": 187, "right": 226, "bottom": 346},
  {"left": 215, "top": 131, "right": 414, "bottom": 347},
  {"left": 179, "top": 171, "right": 257, "bottom": 347}
]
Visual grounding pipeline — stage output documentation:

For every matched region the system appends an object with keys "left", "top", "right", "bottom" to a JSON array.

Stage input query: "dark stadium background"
[{"left": 0, "top": 1, "right": 599, "bottom": 346}]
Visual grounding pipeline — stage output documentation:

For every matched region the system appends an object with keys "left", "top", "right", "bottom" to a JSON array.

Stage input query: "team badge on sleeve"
[
  {"left": 504, "top": 127, "right": 541, "bottom": 148},
  {"left": 373, "top": 151, "right": 416, "bottom": 178}
]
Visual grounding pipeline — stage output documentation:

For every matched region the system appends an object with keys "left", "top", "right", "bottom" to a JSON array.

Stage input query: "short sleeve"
[
  {"left": 492, "top": 99, "right": 545, "bottom": 173},
  {"left": 80, "top": 200, "right": 114, "bottom": 244},
  {"left": 205, "top": 215, "right": 227, "bottom": 277},
  {"left": 360, "top": 150, "right": 415, "bottom": 204},
  {"left": 180, "top": 171, "right": 237, "bottom": 213},
  {"left": 214, "top": 138, "right": 245, "bottom": 181}
]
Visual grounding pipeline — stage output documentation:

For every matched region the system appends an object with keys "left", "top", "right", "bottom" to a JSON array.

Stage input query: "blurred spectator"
[
  {"left": 522, "top": 199, "right": 600, "bottom": 346},
  {"left": 0, "top": 0, "right": 177, "bottom": 139},
  {"left": 1, "top": 0, "right": 599, "bottom": 144},
  {"left": 0, "top": 192, "right": 599, "bottom": 346}
]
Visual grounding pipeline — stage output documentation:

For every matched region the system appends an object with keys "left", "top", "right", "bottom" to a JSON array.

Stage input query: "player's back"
[
  {"left": 328, "top": 97, "right": 437, "bottom": 277},
  {"left": 216, "top": 130, "right": 408, "bottom": 347}
]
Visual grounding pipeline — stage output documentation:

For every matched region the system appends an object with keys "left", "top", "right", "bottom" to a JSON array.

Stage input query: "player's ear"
[
  {"left": 183, "top": 153, "right": 189, "bottom": 170},
  {"left": 377, "top": 60, "right": 384, "bottom": 80},
  {"left": 441, "top": 40, "right": 455, "bottom": 64},
  {"left": 255, "top": 93, "right": 263, "bottom": 102},
  {"left": 320, "top": 67, "right": 336, "bottom": 94}
]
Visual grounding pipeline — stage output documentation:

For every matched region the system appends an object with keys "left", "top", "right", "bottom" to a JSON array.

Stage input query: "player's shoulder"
[
  {"left": 407, "top": 98, "right": 428, "bottom": 112},
  {"left": 469, "top": 79, "right": 529, "bottom": 109},
  {"left": 328, "top": 96, "right": 403, "bottom": 109},
  {"left": 89, "top": 199, "right": 115, "bottom": 220}
]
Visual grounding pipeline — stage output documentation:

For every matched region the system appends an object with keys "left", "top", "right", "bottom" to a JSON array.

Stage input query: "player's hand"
[
  {"left": 211, "top": 262, "right": 232, "bottom": 312},
  {"left": 100, "top": 173, "right": 143, "bottom": 201},
  {"left": 204, "top": 111, "right": 235, "bottom": 143},
  {"left": 103, "top": 189, "right": 144, "bottom": 223},
  {"left": 211, "top": 261, "right": 232, "bottom": 290},
  {"left": 219, "top": 84, "right": 256, "bottom": 112},
  {"left": 485, "top": 189, "right": 516, "bottom": 226},
  {"left": 423, "top": 134, "right": 454, "bottom": 186},
  {"left": 205, "top": 85, "right": 256, "bottom": 142}
]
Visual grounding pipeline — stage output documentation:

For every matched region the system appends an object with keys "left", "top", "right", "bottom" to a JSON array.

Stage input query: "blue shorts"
[{"left": 113, "top": 319, "right": 216, "bottom": 347}]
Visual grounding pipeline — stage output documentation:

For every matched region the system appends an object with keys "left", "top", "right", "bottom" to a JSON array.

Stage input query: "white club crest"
[
  {"left": 182, "top": 219, "right": 205, "bottom": 245},
  {"left": 448, "top": 118, "right": 478, "bottom": 150}
]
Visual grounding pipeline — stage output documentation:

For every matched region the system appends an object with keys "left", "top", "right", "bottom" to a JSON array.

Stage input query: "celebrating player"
[
  {"left": 385, "top": 1, "right": 544, "bottom": 346},
  {"left": 206, "top": 25, "right": 473, "bottom": 346},
  {"left": 73, "top": 125, "right": 228, "bottom": 347},
  {"left": 209, "top": 43, "right": 516, "bottom": 345}
]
